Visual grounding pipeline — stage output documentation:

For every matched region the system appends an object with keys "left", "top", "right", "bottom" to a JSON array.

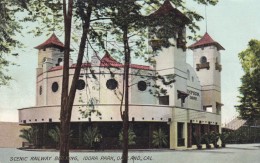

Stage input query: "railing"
[
  {"left": 215, "top": 63, "right": 222, "bottom": 72},
  {"left": 196, "top": 62, "right": 210, "bottom": 71}
]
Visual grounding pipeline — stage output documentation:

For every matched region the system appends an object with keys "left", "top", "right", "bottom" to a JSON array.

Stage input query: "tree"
[
  {"left": 119, "top": 127, "right": 136, "bottom": 146},
  {"left": 48, "top": 126, "right": 61, "bottom": 148},
  {"left": 19, "top": 126, "right": 38, "bottom": 145},
  {"left": 152, "top": 128, "right": 168, "bottom": 148},
  {"left": 83, "top": 126, "right": 101, "bottom": 148},
  {"left": 236, "top": 39, "right": 260, "bottom": 121}
]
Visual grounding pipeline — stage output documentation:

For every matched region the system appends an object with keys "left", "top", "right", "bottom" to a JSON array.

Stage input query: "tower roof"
[
  {"left": 100, "top": 51, "right": 122, "bottom": 67},
  {"left": 189, "top": 32, "right": 225, "bottom": 50},
  {"left": 35, "top": 33, "right": 64, "bottom": 50},
  {"left": 148, "top": 0, "right": 191, "bottom": 25}
]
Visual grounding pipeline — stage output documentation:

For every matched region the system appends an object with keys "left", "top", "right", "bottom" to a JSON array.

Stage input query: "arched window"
[
  {"left": 56, "top": 58, "right": 63, "bottom": 66},
  {"left": 39, "top": 86, "right": 42, "bottom": 95},
  {"left": 200, "top": 56, "right": 207, "bottom": 64},
  {"left": 187, "top": 70, "right": 190, "bottom": 80},
  {"left": 216, "top": 57, "right": 219, "bottom": 63}
]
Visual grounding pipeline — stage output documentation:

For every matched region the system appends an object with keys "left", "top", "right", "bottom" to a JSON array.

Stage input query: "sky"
[{"left": 1, "top": 0, "right": 260, "bottom": 124}]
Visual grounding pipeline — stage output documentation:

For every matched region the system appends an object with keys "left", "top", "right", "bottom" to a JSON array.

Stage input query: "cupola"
[
  {"left": 189, "top": 32, "right": 225, "bottom": 51},
  {"left": 35, "top": 33, "right": 64, "bottom": 50}
]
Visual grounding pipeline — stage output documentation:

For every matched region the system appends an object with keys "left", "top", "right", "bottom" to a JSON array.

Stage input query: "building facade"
[{"left": 18, "top": 0, "right": 224, "bottom": 149}]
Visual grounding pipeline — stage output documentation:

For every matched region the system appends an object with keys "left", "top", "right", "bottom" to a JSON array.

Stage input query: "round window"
[
  {"left": 39, "top": 86, "right": 42, "bottom": 95},
  {"left": 200, "top": 56, "right": 207, "bottom": 64},
  {"left": 137, "top": 81, "right": 147, "bottom": 91},
  {"left": 52, "top": 82, "right": 59, "bottom": 92},
  {"left": 77, "top": 79, "right": 85, "bottom": 90},
  {"left": 106, "top": 79, "right": 118, "bottom": 90}
]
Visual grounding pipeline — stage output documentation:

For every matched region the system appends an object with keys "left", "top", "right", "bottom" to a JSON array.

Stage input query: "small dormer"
[
  {"left": 189, "top": 32, "right": 224, "bottom": 51},
  {"left": 35, "top": 34, "right": 65, "bottom": 73}
]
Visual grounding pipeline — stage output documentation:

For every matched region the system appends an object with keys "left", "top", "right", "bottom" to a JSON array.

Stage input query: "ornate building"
[{"left": 18, "top": 0, "right": 224, "bottom": 149}]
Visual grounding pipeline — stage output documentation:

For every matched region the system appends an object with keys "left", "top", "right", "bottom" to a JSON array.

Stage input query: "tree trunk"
[
  {"left": 60, "top": 0, "right": 73, "bottom": 162},
  {"left": 122, "top": 26, "right": 130, "bottom": 163},
  {"left": 59, "top": 1, "right": 94, "bottom": 163}
]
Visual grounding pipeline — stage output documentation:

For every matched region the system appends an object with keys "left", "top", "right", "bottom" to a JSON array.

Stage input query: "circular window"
[
  {"left": 39, "top": 86, "right": 42, "bottom": 95},
  {"left": 137, "top": 81, "right": 147, "bottom": 91},
  {"left": 106, "top": 79, "right": 118, "bottom": 90},
  {"left": 200, "top": 56, "right": 207, "bottom": 64},
  {"left": 52, "top": 82, "right": 59, "bottom": 92},
  {"left": 77, "top": 79, "right": 85, "bottom": 90}
]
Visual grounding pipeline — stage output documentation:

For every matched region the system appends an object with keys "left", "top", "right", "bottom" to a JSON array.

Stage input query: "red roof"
[
  {"left": 189, "top": 32, "right": 225, "bottom": 50},
  {"left": 47, "top": 52, "right": 151, "bottom": 73},
  {"left": 148, "top": 0, "right": 190, "bottom": 24},
  {"left": 35, "top": 33, "right": 64, "bottom": 50},
  {"left": 100, "top": 51, "right": 123, "bottom": 67}
]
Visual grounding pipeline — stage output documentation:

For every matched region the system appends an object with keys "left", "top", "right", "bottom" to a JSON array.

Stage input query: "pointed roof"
[
  {"left": 100, "top": 51, "right": 123, "bottom": 67},
  {"left": 148, "top": 0, "right": 191, "bottom": 25},
  {"left": 100, "top": 51, "right": 151, "bottom": 70},
  {"left": 189, "top": 32, "right": 225, "bottom": 50},
  {"left": 35, "top": 33, "right": 64, "bottom": 50}
]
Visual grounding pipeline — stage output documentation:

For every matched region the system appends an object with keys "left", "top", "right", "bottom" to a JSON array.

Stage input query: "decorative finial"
[
  {"left": 52, "top": 12, "right": 55, "bottom": 33},
  {"left": 205, "top": 4, "right": 208, "bottom": 32}
]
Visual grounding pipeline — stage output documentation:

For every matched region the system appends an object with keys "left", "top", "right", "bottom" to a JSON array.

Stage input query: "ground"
[{"left": 0, "top": 144, "right": 259, "bottom": 163}]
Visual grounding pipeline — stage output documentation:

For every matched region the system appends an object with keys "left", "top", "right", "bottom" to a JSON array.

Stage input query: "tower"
[
  {"left": 35, "top": 33, "right": 65, "bottom": 75},
  {"left": 34, "top": 34, "right": 65, "bottom": 106},
  {"left": 189, "top": 32, "right": 225, "bottom": 114},
  {"left": 148, "top": 0, "right": 191, "bottom": 107},
  {"left": 148, "top": 0, "right": 191, "bottom": 149}
]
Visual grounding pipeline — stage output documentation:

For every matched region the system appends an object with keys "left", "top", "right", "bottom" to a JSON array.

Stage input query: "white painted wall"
[{"left": 192, "top": 45, "right": 222, "bottom": 113}]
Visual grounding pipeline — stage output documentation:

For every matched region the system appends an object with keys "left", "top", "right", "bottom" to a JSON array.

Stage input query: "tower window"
[
  {"left": 77, "top": 79, "right": 85, "bottom": 90},
  {"left": 137, "top": 81, "right": 147, "bottom": 91},
  {"left": 52, "top": 82, "right": 59, "bottom": 92},
  {"left": 56, "top": 58, "right": 63, "bottom": 66},
  {"left": 39, "top": 86, "right": 42, "bottom": 95},
  {"left": 216, "top": 57, "right": 219, "bottom": 63},
  {"left": 106, "top": 79, "right": 118, "bottom": 90},
  {"left": 187, "top": 70, "right": 190, "bottom": 80},
  {"left": 200, "top": 56, "right": 207, "bottom": 64}
]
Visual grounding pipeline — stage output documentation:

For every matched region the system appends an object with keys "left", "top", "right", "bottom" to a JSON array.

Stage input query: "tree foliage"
[
  {"left": 236, "top": 39, "right": 260, "bottom": 121},
  {"left": 0, "top": 0, "right": 26, "bottom": 85}
]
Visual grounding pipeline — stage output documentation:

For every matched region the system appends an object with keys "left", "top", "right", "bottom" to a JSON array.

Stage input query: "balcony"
[
  {"left": 196, "top": 62, "right": 210, "bottom": 71},
  {"left": 215, "top": 63, "right": 222, "bottom": 72}
]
